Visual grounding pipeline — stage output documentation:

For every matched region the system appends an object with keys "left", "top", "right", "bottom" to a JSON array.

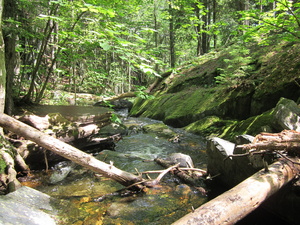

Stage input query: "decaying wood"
[
  {"left": 0, "top": 113, "right": 143, "bottom": 188},
  {"left": 154, "top": 158, "right": 206, "bottom": 187},
  {"left": 172, "top": 158, "right": 300, "bottom": 225},
  {"left": 236, "top": 130, "right": 300, "bottom": 156},
  {"left": 102, "top": 92, "right": 136, "bottom": 102}
]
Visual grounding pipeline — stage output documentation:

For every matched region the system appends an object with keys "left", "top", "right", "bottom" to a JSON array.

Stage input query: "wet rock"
[
  {"left": 49, "top": 161, "right": 75, "bottom": 184},
  {"left": 273, "top": 97, "right": 300, "bottom": 131},
  {"left": 207, "top": 137, "right": 252, "bottom": 187},
  {"left": 167, "top": 153, "right": 194, "bottom": 168},
  {"left": 207, "top": 136, "right": 275, "bottom": 187},
  {"left": 143, "top": 123, "right": 178, "bottom": 139},
  {"left": 174, "top": 184, "right": 192, "bottom": 195},
  {"left": 0, "top": 186, "right": 58, "bottom": 225}
]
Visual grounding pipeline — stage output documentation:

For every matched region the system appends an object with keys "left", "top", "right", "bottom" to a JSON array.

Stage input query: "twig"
[
  {"left": 275, "top": 151, "right": 300, "bottom": 166},
  {"left": 141, "top": 167, "right": 207, "bottom": 175},
  {"left": 154, "top": 163, "right": 180, "bottom": 184}
]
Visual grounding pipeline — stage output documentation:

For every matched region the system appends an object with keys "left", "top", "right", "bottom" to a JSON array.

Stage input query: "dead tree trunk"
[
  {"left": 172, "top": 159, "right": 300, "bottom": 225},
  {"left": 0, "top": 113, "right": 143, "bottom": 187},
  {"left": 103, "top": 92, "right": 136, "bottom": 102}
]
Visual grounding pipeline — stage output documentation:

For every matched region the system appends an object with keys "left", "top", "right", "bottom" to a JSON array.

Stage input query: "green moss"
[
  {"left": 221, "top": 109, "right": 275, "bottom": 141},
  {"left": 48, "top": 113, "right": 79, "bottom": 138},
  {"left": 131, "top": 86, "right": 230, "bottom": 128},
  {"left": 0, "top": 157, "right": 6, "bottom": 174},
  {"left": 184, "top": 116, "right": 238, "bottom": 137},
  {"left": 143, "top": 123, "right": 177, "bottom": 139},
  {"left": 131, "top": 41, "right": 300, "bottom": 140}
]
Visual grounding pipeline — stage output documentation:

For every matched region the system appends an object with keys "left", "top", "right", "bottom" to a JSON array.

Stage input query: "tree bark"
[
  {"left": 0, "top": 113, "right": 143, "bottom": 187},
  {"left": 0, "top": 0, "right": 5, "bottom": 118},
  {"left": 169, "top": 0, "right": 176, "bottom": 67},
  {"left": 102, "top": 91, "right": 136, "bottom": 102},
  {"left": 172, "top": 159, "right": 300, "bottom": 225},
  {"left": 3, "top": 0, "right": 17, "bottom": 115}
]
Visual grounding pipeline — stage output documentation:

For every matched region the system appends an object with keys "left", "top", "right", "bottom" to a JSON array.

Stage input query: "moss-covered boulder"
[
  {"left": 209, "top": 98, "right": 300, "bottom": 141},
  {"left": 130, "top": 42, "right": 300, "bottom": 138},
  {"left": 142, "top": 123, "right": 178, "bottom": 139}
]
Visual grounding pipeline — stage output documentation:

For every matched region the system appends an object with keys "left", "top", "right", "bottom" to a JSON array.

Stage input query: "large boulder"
[{"left": 206, "top": 136, "right": 275, "bottom": 187}]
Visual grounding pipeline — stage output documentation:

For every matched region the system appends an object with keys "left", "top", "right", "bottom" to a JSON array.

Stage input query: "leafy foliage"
[
  {"left": 215, "top": 44, "right": 253, "bottom": 85},
  {"left": 240, "top": 0, "right": 300, "bottom": 45},
  {"left": 3, "top": 0, "right": 300, "bottom": 103}
]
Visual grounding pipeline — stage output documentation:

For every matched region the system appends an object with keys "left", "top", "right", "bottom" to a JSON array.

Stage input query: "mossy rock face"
[
  {"left": 250, "top": 42, "right": 300, "bottom": 115},
  {"left": 184, "top": 116, "right": 238, "bottom": 138},
  {"left": 131, "top": 42, "right": 300, "bottom": 139},
  {"left": 220, "top": 109, "right": 275, "bottom": 141},
  {"left": 131, "top": 84, "right": 254, "bottom": 128}
]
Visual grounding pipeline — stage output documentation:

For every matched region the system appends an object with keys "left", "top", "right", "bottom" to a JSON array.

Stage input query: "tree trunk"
[
  {"left": 172, "top": 159, "right": 300, "bottom": 225},
  {"left": 212, "top": 0, "right": 217, "bottom": 49},
  {"left": 194, "top": 2, "right": 202, "bottom": 56},
  {"left": 102, "top": 91, "right": 136, "bottom": 102},
  {"left": 169, "top": 1, "right": 176, "bottom": 67},
  {"left": 0, "top": 113, "right": 143, "bottom": 187},
  {"left": 22, "top": 4, "right": 58, "bottom": 103},
  {"left": 201, "top": 0, "right": 209, "bottom": 54},
  {"left": 0, "top": 0, "right": 5, "bottom": 117},
  {"left": 0, "top": 1, "right": 22, "bottom": 193},
  {"left": 3, "top": 0, "right": 17, "bottom": 115}
]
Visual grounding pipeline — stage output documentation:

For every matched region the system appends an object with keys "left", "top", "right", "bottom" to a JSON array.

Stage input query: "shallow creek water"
[{"left": 21, "top": 106, "right": 209, "bottom": 224}]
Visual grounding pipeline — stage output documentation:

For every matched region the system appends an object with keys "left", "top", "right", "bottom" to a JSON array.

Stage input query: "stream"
[{"left": 21, "top": 107, "right": 209, "bottom": 224}]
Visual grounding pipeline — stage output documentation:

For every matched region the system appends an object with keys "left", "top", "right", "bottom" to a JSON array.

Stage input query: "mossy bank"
[{"left": 130, "top": 42, "right": 300, "bottom": 140}]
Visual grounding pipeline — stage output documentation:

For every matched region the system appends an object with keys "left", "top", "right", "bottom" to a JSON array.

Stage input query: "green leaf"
[{"left": 100, "top": 41, "right": 111, "bottom": 51}]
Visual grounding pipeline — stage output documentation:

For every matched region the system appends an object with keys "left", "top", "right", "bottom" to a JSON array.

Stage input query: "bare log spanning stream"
[
  {"left": 0, "top": 113, "right": 143, "bottom": 187},
  {"left": 172, "top": 152, "right": 300, "bottom": 224}
]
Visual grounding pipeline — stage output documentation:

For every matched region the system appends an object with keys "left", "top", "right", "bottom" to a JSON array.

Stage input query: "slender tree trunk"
[
  {"left": 0, "top": 0, "right": 6, "bottom": 117},
  {"left": 22, "top": 4, "right": 59, "bottom": 103},
  {"left": 153, "top": 1, "right": 160, "bottom": 72},
  {"left": 202, "top": 0, "right": 208, "bottom": 54},
  {"left": 194, "top": 3, "right": 202, "bottom": 56},
  {"left": 212, "top": 0, "right": 217, "bottom": 49},
  {"left": 35, "top": 12, "right": 85, "bottom": 103},
  {"left": 244, "top": 0, "right": 250, "bottom": 26},
  {"left": 169, "top": 1, "right": 175, "bottom": 68},
  {"left": 3, "top": 0, "right": 17, "bottom": 115}
]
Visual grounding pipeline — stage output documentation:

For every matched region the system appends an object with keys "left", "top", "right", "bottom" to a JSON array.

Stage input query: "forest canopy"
[{"left": 2, "top": 0, "right": 300, "bottom": 107}]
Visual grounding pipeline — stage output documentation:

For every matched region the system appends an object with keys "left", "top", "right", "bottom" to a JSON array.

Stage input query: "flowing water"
[{"left": 22, "top": 107, "right": 209, "bottom": 224}]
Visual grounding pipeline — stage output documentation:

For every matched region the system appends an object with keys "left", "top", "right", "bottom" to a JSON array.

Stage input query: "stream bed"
[{"left": 21, "top": 107, "right": 209, "bottom": 224}]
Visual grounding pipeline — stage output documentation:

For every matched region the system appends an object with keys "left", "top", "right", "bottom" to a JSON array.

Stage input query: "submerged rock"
[
  {"left": 0, "top": 186, "right": 58, "bottom": 225},
  {"left": 49, "top": 161, "right": 75, "bottom": 184}
]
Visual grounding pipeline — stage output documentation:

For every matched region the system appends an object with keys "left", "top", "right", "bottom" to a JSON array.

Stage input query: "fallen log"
[
  {"left": 102, "top": 91, "right": 136, "bottom": 102},
  {"left": 172, "top": 158, "right": 300, "bottom": 225},
  {"left": 0, "top": 113, "right": 143, "bottom": 187},
  {"left": 237, "top": 130, "right": 300, "bottom": 152}
]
